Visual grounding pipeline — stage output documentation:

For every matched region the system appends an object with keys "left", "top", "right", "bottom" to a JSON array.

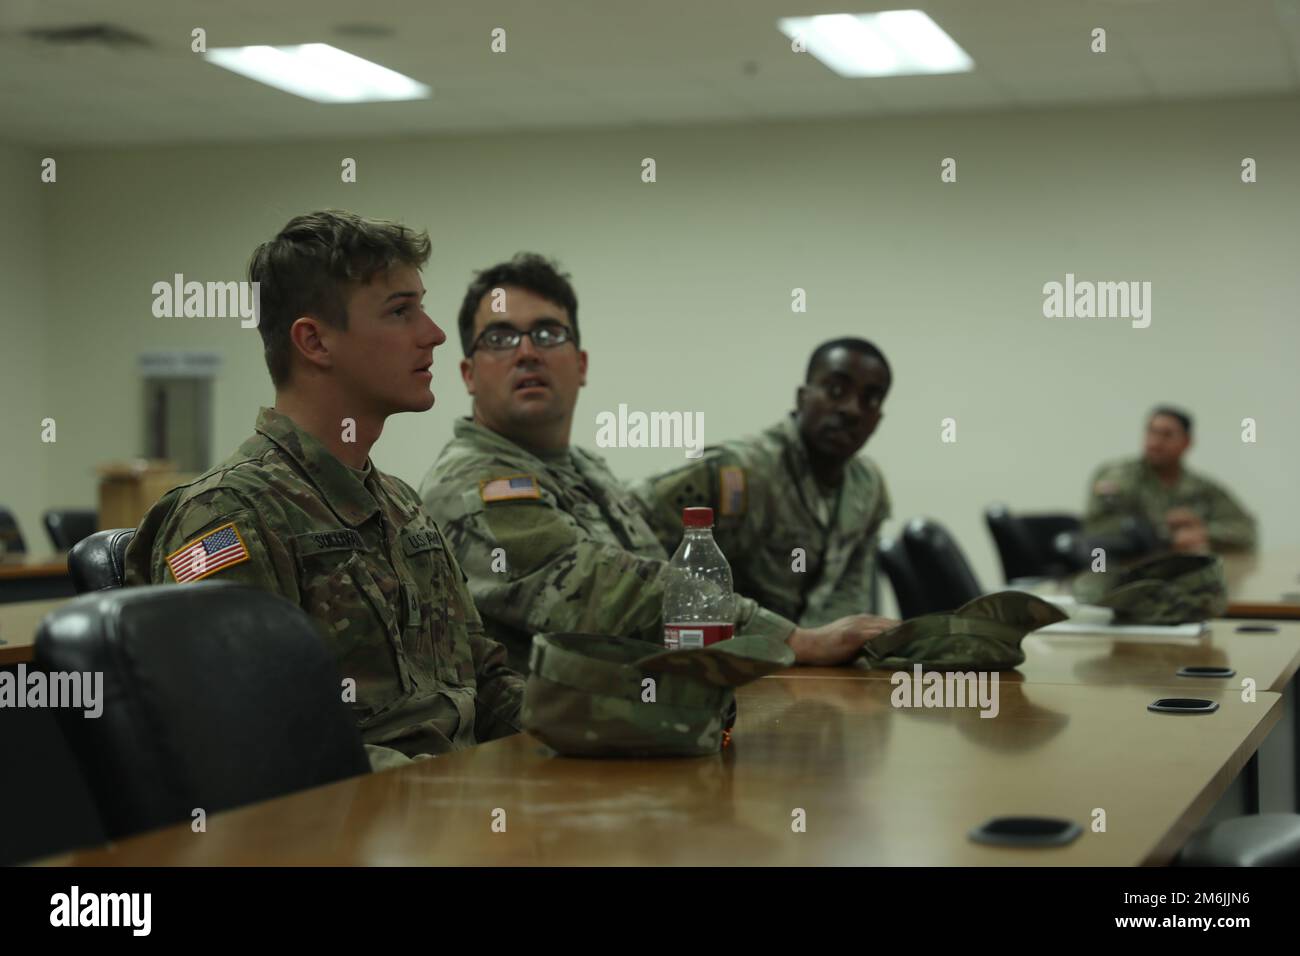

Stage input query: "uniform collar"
[
  {"left": 772, "top": 414, "right": 839, "bottom": 530},
  {"left": 453, "top": 417, "right": 566, "bottom": 465},
  {"left": 1138, "top": 456, "right": 1190, "bottom": 493},
  {"left": 775, "top": 414, "right": 808, "bottom": 466},
  {"left": 451, "top": 417, "right": 607, "bottom": 491},
  {"left": 255, "top": 407, "right": 379, "bottom": 527}
]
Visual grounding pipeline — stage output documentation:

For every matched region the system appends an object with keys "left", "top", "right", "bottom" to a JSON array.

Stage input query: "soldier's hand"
[
  {"left": 1164, "top": 508, "right": 1203, "bottom": 532},
  {"left": 1171, "top": 525, "right": 1210, "bottom": 553},
  {"left": 788, "top": 614, "right": 900, "bottom": 666}
]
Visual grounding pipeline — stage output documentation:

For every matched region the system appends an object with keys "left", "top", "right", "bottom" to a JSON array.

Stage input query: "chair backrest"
[
  {"left": 1020, "top": 514, "right": 1085, "bottom": 576},
  {"left": 878, "top": 534, "right": 930, "bottom": 620},
  {"left": 1177, "top": 813, "right": 1300, "bottom": 867},
  {"left": 901, "top": 517, "right": 983, "bottom": 613},
  {"left": 68, "top": 528, "right": 136, "bottom": 593},
  {"left": 1019, "top": 514, "right": 1082, "bottom": 546},
  {"left": 984, "top": 504, "right": 1045, "bottom": 583},
  {"left": 43, "top": 509, "right": 99, "bottom": 551},
  {"left": 986, "top": 506, "right": 1086, "bottom": 582},
  {"left": 35, "top": 583, "right": 371, "bottom": 841},
  {"left": 0, "top": 506, "right": 26, "bottom": 556}
]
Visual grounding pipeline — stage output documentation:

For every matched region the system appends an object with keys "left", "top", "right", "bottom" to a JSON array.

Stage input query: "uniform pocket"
[
  {"left": 297, "top": 549, "right": 413, "bottom": 718},
  {"left": 400, "top": 520, "right": 478, "bottom": 686}
]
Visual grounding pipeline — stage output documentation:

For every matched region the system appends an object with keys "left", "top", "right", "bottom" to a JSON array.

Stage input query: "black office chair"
[
  {"left": 35, "top": 583, "right": 371, "bottom": 841},
  {"left": 68, "top": 528, "right": 136, "bottom": 593},
  {"left": 0, "top": 506, "right": 26, "bottom": 556},
  {"left": 878, "top": 535, "right": 930, "bottom": 620},
  {"left": 43, "top": 509, "right": 99, "bottom": 551},
  {"left": 1177, "top": 814, "right": 1300, "bottom": 866},
  {"left": 1080, "top": 515, "right": 1163, "bottom": 562},
  {"left": 901, "top": 518, "right": 983, "bottom": 614},
  {"left": 985, "top": 505, "right": 1085, "bottom": 584}
]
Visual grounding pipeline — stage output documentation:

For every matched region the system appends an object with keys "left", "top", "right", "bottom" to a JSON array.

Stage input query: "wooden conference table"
[
  {"left": 0, "top": 554, "right": 74, "bottom": 604},
  {"left": 1224, "top": 551, "right": 1300, "bottom": 619},
  {"left": 0, "top": 556, "right": 68, "bottom": 579},
  {"left": 44, "top": 675, "right": 1281, "bottom": 866},
  {"left": 28, "top": 554, "right": 1300, "bottom": 866},
  {"left": 0, "top": 599, "right": 65, "bottom": 666}
]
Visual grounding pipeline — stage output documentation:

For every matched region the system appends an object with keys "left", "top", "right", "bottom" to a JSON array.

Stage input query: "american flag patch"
[
  {"left": 719, "top": 466, "right": 746, "bottom": 517},
  {"left": 480, "top": 474, "right": 541, "bottom": 503},
  {"left": 166, "top": 522, "right": 251, "bottom": 582}
]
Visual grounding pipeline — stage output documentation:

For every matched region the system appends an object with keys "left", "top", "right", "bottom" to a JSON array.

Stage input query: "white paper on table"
[
  {"left": 1036, "top": 594, "right": 1115, "bottom": 626},
  {"left": 1036, "top": 620, "right": 1209, "bottom": 642}
]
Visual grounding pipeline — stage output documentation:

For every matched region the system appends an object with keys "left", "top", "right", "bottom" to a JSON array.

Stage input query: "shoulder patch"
[
  {"left": 479, "top": 473, "right": 541, "bottom": 503},
  {"left": 165, "top": 521, "right": 251, "bottom": 582},
  {"left": 1094, "top": 479, "right": 1120, "bottom": 496},
  {"left": 719, "top": 465, "right": 747, "bottom": 518}
]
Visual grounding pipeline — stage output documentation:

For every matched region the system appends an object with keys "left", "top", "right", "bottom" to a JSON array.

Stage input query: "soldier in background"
[
  {"left": 1083, "top": 406, "right": 1256, "bottom": 556},
  {"left": 124, "top": 211, "right": 523, "bottom": 770},
  {"left": 636, "top": 338, "right": 892, "bottom": 624},
  {"left": 419, "top": 253, "right": 897, "bottom": 673}
]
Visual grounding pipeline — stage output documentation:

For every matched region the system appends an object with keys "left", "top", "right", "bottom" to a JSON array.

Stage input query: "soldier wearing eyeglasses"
[{"left": 419, "top": 254, "right": 897, "bottom": 672}]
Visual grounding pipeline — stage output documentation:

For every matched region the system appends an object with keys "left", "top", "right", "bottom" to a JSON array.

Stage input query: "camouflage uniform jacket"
[
  {"left": 123, "top": 407, "right": 523, "bottom": 769},
  {"left": 419, "top": 418, "right": 796, "bottom": 671},
  {"left": 1083, "top": 457, "right": 1256, "bottom": 552},
  {"left": 635, "top": 415, "right": 891, "bottom": 625}
]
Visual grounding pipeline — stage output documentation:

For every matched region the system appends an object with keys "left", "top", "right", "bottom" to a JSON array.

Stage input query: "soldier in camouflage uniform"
[
  {"left": 419, "top": 254, "right": 897, "bottom": 672},
  {"left": 124, "top": 211, "right": 522, "bottom": 770},
  {"left": 636, "top": 338, "right": 892, "bottom": 625},
  {"left": 1083, "top": 406, "right": 1256, "bottom": 555}
]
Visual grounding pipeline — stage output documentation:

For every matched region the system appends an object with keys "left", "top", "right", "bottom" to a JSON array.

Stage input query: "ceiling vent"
[{"left": 23, "top": 23, "right": 153, "bottom": 49}]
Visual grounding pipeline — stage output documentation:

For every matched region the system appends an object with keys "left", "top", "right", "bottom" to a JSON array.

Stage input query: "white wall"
[
  {"left": 16, "top": 94, "right": 1300, "bottom": 585},
  {"left": 0, "top": 143, "right": 49, "bottom": 554}
]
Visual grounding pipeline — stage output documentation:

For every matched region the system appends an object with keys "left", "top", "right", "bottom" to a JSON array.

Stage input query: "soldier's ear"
[
  {"left": 460, "top": 356, "right": 475, "bottom": 396},
  {"left": 577, "top": 349, "right": 588, "bottom": 387},
  {"left": 289, "top": 316, "right": 332, "bottom": 371},
  {"left": 795, "top": 384, "right": 809, "bottom": 413}
]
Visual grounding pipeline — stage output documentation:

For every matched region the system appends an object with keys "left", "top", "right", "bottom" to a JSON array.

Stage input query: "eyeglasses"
[{"left": 469, "top": 322, "right": 575, "bottom": 354}]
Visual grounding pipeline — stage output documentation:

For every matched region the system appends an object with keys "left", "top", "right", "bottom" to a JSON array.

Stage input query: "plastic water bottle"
[{"left": 663, "top": 507, "right": 736, "bottom": 649}]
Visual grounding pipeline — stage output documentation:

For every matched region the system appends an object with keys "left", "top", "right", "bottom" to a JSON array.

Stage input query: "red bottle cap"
[{"left": 682, "top": 506, "right": 714, "bottom": 528}]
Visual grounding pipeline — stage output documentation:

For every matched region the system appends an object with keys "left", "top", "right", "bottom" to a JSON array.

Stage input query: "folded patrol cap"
[
  {"left": 522, "top": 632, "right": 794, "bottom": 757},
  {"left": 1070, "top": 553, "right": 1227, "bottom": 625},
  {"left": 860, "top": 591, "right": 1067, "bottom": 672}
]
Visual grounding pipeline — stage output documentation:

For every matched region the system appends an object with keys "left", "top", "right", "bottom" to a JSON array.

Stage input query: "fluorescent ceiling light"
[
  {"left": 205, "top": 43, "right": 430, "bottom": 103},
  {"left": 778, "top": 10, "right": 974, "bottom": 77}
]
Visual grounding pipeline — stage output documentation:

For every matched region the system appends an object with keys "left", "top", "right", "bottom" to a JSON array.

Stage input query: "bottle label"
[{"left": 664, "top": 622, "right": 735, "bottom": 649}]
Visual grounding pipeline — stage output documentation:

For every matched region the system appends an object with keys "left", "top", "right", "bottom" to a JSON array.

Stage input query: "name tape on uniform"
[{"left": 295, "top": 529, "right": 367, "bottom": 557}]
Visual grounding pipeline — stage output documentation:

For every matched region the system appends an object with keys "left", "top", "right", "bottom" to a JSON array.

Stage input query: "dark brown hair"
[
  {"left": 248, "top": 210, "right": 431, "bottom": 385},
  {"left": 457, "top": 253, "right": 579, "bottom": 357}
]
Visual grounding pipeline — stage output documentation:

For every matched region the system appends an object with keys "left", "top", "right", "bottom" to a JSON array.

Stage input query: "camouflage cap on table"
[
  {"left": 521, "top": 632, "right": 794, "bottom": 757},
  {"left": 1070, "top": 553, "right": 1227, "bottom": 625},
  {"left": 860, "top": 591, "right": 1067, "bottom": 671}
]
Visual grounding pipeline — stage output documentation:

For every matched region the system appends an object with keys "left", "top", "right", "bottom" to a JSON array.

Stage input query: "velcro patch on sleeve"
[
  {"left": 479, "top": 474, "right": 541, "bottom": 503},
  {"left": 401, "top": 528, "right": 444, "bottom": 556},
  {"left": 719, "top": 465, "right": 747, "bottom": 517},
  {"left": 165, "top": 521, "right": 251, "bottom": 582}
]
